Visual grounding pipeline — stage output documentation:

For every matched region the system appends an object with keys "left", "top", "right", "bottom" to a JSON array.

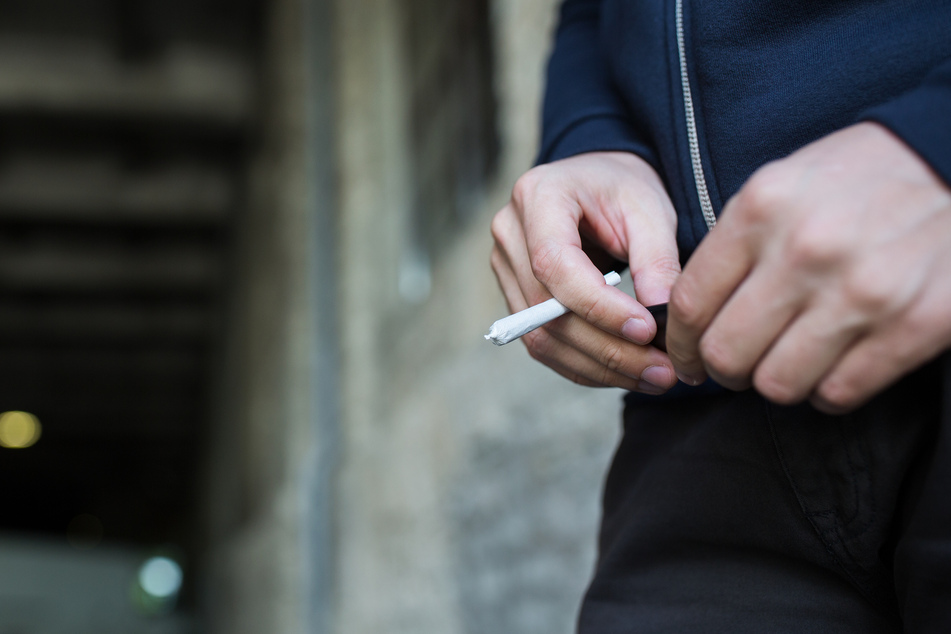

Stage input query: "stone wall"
[
  {"left": 199, "top": 0, "right": 336, "bottom": 631},
  {"left": 201, "top": 0, "right": 628, "bottom": 632},
  {"left": 332, "top": 0, "right": 626, "bottom": 632}
]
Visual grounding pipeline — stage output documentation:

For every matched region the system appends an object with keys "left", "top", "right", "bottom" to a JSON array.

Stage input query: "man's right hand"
[{"left": 490, "top": 152, "right": 681, "bottom": 394}]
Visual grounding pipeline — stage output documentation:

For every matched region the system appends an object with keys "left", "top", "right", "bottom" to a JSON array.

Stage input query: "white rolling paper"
[{"left": 485, "top": 271, "right": 622, "bottom": 346}]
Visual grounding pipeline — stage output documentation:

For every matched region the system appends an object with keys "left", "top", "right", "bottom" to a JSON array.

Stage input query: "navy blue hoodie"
[{"left": 538, "top": 0, "right": 951, "bottom": 261}]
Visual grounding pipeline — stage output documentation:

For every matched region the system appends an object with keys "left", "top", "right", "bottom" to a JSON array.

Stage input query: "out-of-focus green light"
[{"left": 0, "top": 411, "right": 41, "bottom": 449}]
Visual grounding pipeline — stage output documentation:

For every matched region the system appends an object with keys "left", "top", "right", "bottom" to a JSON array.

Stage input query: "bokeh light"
[
  {"left": 0, "top": 411, "right": 42, "bottom": 449},
  {"left": 138, "top": 556, "right": 183, "bottom": 600},
  {"left": 133, "top": 555, "right": 184, "bottom": 616}
]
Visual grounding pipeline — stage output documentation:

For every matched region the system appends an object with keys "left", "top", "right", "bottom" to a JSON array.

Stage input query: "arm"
[
  {"left": 538, "top": 0, "right": 657, "bottom": 166},
  {"left": 490, "top": 1, "right": 680, "bottom": 393}
]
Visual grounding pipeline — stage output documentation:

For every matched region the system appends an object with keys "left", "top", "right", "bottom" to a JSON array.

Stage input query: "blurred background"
[{"left": 0, "top": 0, "right": 626, "bottom": 632}]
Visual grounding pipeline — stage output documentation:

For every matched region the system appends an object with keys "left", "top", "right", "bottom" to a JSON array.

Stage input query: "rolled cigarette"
[{"left": 485, "top": 271, "right": 622, "bottom": 346}]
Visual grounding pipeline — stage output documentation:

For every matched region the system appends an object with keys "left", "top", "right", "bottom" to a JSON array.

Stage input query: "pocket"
[{"left": 766, "top": 364, "right": 941, "bottom": 617}]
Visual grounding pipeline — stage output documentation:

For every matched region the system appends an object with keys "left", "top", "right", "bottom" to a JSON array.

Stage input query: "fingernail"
[
  {"left": 621, "top": 318, "right": 650, "bottom": 344},
  {"left": 642, "top": 366, "right": 673, "bottom": 389},
  {"left": 676, "top": 371, "right": 703, "bottom": 386},
  {"left": 637, "top": 382, "right": 668, "bottom": 395}
]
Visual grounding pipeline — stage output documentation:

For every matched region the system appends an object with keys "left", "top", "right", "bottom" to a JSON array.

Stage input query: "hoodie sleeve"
[
  {"left": 861, "top": 57, "right": 951, "bottom": 188},
  {"left": 536, "top": 0, "right": 656, "bottom": 166}
]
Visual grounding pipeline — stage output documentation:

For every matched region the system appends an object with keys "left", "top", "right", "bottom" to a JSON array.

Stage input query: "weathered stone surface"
[
  {"left": 204, "top": 1, "right": 626, "bottom": 633},
  {"left": 332, "top": 1, "right": 625, "bottom": 633}
]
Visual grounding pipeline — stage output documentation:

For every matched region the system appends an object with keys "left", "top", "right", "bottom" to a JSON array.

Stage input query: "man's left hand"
[{"left": 666, "top": 122, "right": 951, "bottom": 413}]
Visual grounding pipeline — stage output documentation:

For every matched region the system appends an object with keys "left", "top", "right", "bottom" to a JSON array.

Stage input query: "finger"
[
  {"left": 810, "top": 318, "right": 942, "bottom": 414},
  {"left": 625, "top": 206, "right": 681, "bottom": 308},
  {"left": 490, "top": 244, "right": 530, "bottom": 315},
  {"left": 696, "top": 266, "right": 802, "bottom": 391},
  {"left": 751, "top": 304, "right": 865, "bottom": 405},
  {"left": 666, "top": 204, "right": 757, "bottom": 384},
  {"left": 494, "top": 200, "right": 671, "bottom": 393},
  {"left": 545, "top": 313, "right": 678, "bottom": 390},
  {"left": 525, "top": 206, "right": 655, "bottom": 345},
  {"left": 523, "top": 323, "right": 671, "bottom": 394},
  {"left": 492, "top": 204, "right": 551, "bottom": 306},
  {"left": 493, "top": 216, "right": 660, "bottom": 390},
  {"left": 495, "top": 236, "right": 662, "bottom": 392}
]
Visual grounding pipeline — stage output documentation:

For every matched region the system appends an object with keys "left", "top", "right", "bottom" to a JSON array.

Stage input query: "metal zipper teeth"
[{"left": 675, "top": 0, "right": 717, "bottom": 231}]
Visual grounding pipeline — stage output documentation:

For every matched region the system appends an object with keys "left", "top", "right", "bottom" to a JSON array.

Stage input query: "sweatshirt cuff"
[
  {"left": 860, "top": 59, "right": 951, "bottom": 188},
  {"left": 537, "top": 112, "right": 659, "bottom": 169}
]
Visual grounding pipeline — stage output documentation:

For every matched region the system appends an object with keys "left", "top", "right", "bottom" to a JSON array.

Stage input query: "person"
[{"left": 490, "top": 1, "right": 951, "bottom": 631}]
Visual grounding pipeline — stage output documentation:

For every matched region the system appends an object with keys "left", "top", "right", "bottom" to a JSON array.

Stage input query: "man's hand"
[
  {"left": 666, "top": 122, "right": 951, "bottom": 412},
  {"left": 490, "top": 152, "right": 681, "bottom": 394}
]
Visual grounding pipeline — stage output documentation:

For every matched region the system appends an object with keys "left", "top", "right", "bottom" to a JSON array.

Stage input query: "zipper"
[{"left": 675, "top": 0, "right": 717, "bottom": 231}]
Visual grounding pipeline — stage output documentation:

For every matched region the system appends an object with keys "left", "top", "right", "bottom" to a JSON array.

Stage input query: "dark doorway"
[{"left": 0, "top": 1, "right": 262, "bottom": 629}]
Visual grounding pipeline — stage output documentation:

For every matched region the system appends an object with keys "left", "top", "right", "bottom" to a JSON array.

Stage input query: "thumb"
[{"left": 627, "top": 219, "right": 681, "bottom": 308}]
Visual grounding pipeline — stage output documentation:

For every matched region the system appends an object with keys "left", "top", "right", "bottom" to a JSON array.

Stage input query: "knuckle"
[
  {"left": 784, "top": 219, "right": 847, "bottom": 270},
  {"left": 733, "top": 163, "right": 791, "bottom": 222},
  {"left": 840, "top": 266, "right": 893, "bottom": 315},
  {"left": 669, "top": 281, "right": 704, "bottom": 330},
  {"left": 753, "top": 369, "right": 804, "bottom": 405},
  {"left": 529, "top": 241, "right": 563, "bottom": 285},
  {"left": 511, "top": 167, "right": 545, "bottom": 207},
  {"left": 644, "top": 254, "right": 682, "bottom": 283},
  {"left": 522, "top": 330, "right": 553, "bottom": 363},
  {"left": 815, "top": 377, "right": 862, "bottom": 412},
  {"left": 596, "top": 361, "right": 621, "bottom": 388},
  {"left": 489, "top": 208, "right": 509, "bottom": 244},
  {"left": 599, "top": 340, "right": 627, "bottom": 374},
  {"left": 699, "top": 336, "right": 745, "bottom": 384},
  {"left": 579, "top": 290, "right": 608, "bottom": 324}
]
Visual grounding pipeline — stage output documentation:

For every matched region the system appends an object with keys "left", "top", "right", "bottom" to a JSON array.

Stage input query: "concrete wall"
[
  {"left": 202, "top": 0, "right": 627, "bottom": 632},
  {"left": 200, "top": 0, "right": 336, "bottom": 632},
  {"left": 332, "top": 1, "right": 625, "bottom": 633}
]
